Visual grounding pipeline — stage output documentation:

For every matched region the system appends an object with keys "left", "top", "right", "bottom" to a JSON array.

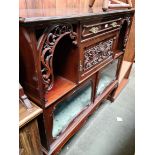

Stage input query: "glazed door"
[
  {"left": 52, "top": 81, "right": 93, "bottom": 138},
  {"left": 42, "top": 75, "right": 95, "bottom": 146},
  {"left": 95, "top": 58, "right": 119, "bottom": 98}
]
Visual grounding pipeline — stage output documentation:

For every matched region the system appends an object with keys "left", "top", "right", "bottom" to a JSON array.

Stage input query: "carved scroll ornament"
[
  {"left": 38, "top": 24, "right": 77, "bottom": 92},
  {"left": 83, "top": 39, "right": 114, "bottom": 71}
]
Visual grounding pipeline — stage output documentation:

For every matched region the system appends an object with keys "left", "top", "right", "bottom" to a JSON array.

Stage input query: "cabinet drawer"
[{"left": 81, "top": 18, "right": 122, "bottom": 40}]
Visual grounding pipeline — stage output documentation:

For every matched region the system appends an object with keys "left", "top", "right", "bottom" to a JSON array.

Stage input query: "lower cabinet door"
[
  {"left": 52, "top": 80, "right": 93, "bottom": 138},
  {"left": 41, "top": 76, "right": 95, "bottom": 149},
  {"left": 96, "top": 59, "right": 119, "bottom": 98}
]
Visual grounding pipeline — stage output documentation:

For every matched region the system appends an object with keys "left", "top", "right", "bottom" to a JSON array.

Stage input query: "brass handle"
[
  {"left": 89, "top": 27, "right": 99, "bottom": 34},
  {"left": 111, "top": 22, "right": 117, "bottom": 28}
]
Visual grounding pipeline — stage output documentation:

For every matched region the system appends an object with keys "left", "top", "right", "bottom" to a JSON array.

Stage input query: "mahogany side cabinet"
[{"left": 19, "top": 3, "right": 134, "bottom": 154}]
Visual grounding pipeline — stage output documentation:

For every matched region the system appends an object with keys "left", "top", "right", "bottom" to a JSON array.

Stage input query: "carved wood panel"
[
  {"left": 83, "top": 38, "right": 114, "bottom": 72},
  {"left": 37, "top": 24, "right": 77, "bottom": 92}
]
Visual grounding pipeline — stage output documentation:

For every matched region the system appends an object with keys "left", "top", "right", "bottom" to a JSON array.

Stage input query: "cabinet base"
[{"left": 42, "top": 81, "right": 118, "bottom": 155}]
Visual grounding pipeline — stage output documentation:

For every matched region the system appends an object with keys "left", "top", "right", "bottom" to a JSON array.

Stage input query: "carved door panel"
[{"left": 79, "top": 32, "right": 118, "bottom": 81}]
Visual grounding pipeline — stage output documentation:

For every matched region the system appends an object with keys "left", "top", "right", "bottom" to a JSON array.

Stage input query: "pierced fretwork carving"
[
  {"left": 83, "top": 39, "right": 114, "bottom": 71},
  {"left": 38, "top": 24, "right": 77, "bottom": 92}
]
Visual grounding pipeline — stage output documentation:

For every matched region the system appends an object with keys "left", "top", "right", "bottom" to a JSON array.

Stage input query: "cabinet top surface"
[
  {"left": 19, "top": 0, "right": 134, "bottom": 23},
  {"left": 19, "top": 101, "right": 42, "bottom": 128}
]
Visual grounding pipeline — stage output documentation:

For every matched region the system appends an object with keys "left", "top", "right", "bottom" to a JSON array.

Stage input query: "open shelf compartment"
[{"left": 44, "top": 34, "right": 78, "bottom": 106}]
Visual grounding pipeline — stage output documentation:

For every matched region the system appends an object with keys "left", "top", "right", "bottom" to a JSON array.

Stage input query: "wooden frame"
[
  {"left": 89, "top": 0, "right": 132, "bottom": 11},
  {"left": 109, "top": 0, "right": 132, "bottom": 9}
]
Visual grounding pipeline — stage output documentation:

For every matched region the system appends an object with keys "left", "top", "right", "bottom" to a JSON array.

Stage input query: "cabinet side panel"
[{"left": 19, "top": 26, "right": 43, "bottom": 107}]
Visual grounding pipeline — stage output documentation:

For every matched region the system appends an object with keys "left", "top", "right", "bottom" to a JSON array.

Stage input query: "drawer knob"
[
  {"left": 111, "top": 22, "right": 117, "bottom": 28},
  {"left": 89, "top": 27, "right": 99, "bottom": 34},
  {"left": 105, "top": 24, "right": 108, "bottom": 28}
]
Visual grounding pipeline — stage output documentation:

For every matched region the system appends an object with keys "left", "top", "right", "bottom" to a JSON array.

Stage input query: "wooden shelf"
[
  {"left": 19, "top": 102, "right": 42, "bottom": 128},
  {"left": 45, "top": 76, "right": 76, "bottom": 107},
  {"left": 114, "top": 50, "right": 124, "bottom": 59},
  {"left": 118, "top": 60, "right": 132, "bottom": 83}
]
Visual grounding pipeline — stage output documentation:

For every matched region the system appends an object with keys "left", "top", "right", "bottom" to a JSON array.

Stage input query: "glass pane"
[
  {"left": 52, "top": 82, "right": 92, "bottom": 137},
  {"left": 96, "top": 59, "right": 118, "bottom": 97}
]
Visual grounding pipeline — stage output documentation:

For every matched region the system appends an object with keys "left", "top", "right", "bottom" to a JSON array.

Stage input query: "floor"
[{"left": 59, "top": 65, "right": 135, "bottom": 155}]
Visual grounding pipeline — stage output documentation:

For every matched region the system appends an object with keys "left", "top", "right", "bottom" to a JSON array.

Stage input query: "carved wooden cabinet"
[{"left": 19, "top": 1, "right": 134, "bottom": 154}]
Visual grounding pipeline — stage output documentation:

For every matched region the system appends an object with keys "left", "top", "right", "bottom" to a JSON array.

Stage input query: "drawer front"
[{"left": 81, "top": 18, "right": 122, "bottom": 40}]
